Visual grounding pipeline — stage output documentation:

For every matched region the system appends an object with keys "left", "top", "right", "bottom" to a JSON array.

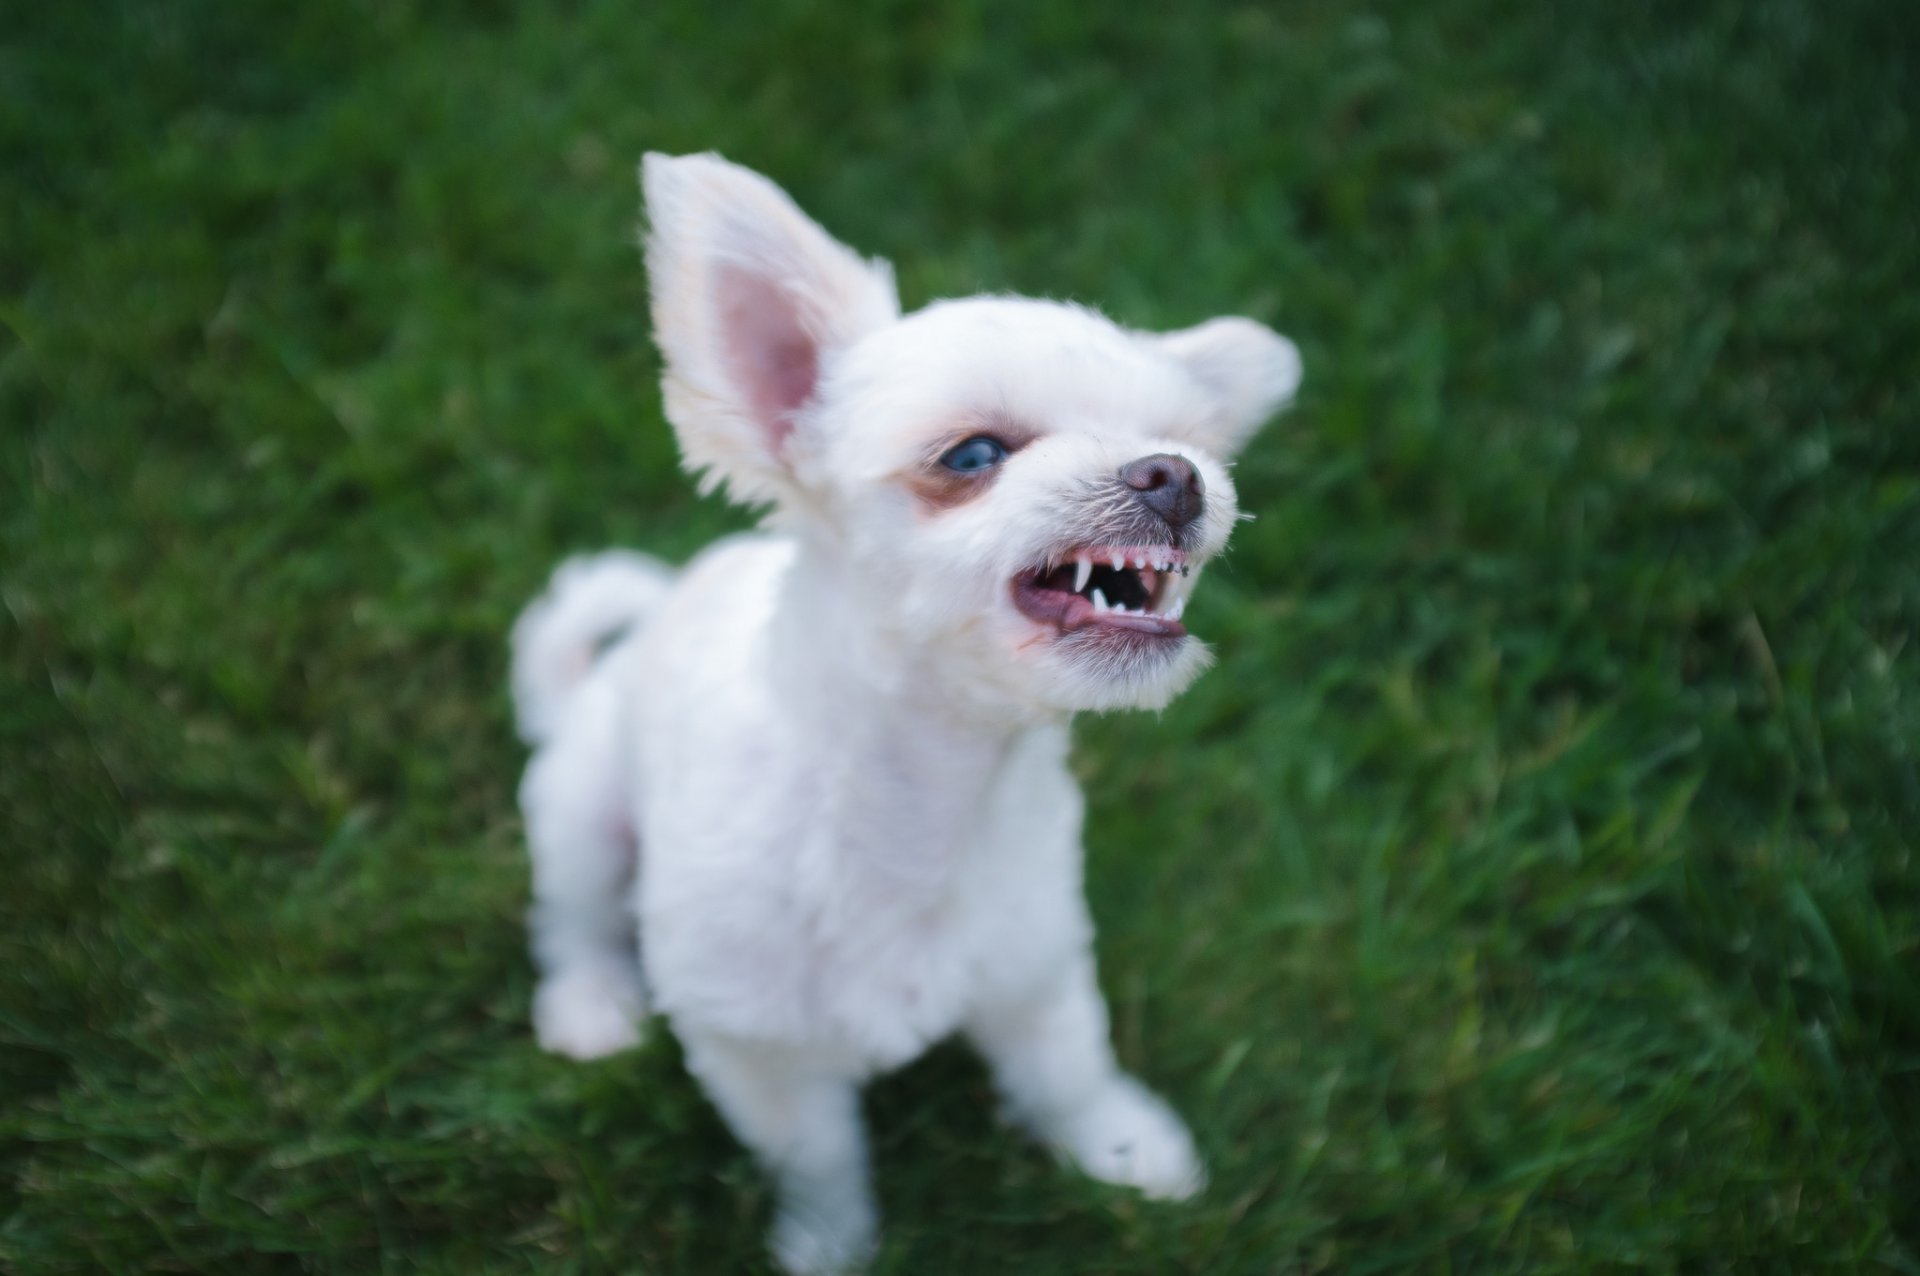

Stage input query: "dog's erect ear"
[
  {"left": 642, "top": 152, "right": 900, "bottom": 505},
  {"left": 1155, "top": 317, "right": 1303, "bottom": 458}
]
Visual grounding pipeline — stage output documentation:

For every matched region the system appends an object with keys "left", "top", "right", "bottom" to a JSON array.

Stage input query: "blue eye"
[{"left": 941, "top": 435, "right": 1010, "bottom": 473}]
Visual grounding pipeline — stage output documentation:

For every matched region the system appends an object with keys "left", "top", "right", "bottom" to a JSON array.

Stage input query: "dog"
[{"left": 510, "top": 152, "right": 1301, "bottom": 1273}]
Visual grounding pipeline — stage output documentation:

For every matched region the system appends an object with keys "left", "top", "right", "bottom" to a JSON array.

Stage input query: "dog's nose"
[{"left": 1119, "top": 453, "right": 1204, "bottom": 529}]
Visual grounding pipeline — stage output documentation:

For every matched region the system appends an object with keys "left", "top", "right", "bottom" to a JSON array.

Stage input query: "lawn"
[{"left": 3, "top": 0, "right": 1916, "bottom": 1271}]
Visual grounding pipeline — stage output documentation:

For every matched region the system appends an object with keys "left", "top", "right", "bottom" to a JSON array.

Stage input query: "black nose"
[{"left": 1119, "top": 453, "right": 1204, "bottom": 529}]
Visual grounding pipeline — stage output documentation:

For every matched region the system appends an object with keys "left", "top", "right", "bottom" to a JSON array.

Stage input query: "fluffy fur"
[{"left": 511, "top": 152, "right": 1301, "bottom": 1273}]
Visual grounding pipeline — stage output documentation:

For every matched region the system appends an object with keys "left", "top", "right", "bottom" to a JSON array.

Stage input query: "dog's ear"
[
  {"left": 642, "top": 152, "right": 900, "bottom": 506},
  {"left": 1155, "top": 317, "right": 1302, "bottom": 458}
]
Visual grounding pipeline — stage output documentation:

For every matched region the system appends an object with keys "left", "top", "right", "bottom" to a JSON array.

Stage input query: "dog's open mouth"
[{"left": 1012, "top": 545, "right": 1193, "bottom": 639}]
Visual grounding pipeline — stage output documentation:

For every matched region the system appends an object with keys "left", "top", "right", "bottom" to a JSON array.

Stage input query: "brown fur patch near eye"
[
  {"left": 896, "top": 417, "right": 1038, "bottom": 515},
  {"left": 904, "top": 467, "right": 998, "bottom": 513}
]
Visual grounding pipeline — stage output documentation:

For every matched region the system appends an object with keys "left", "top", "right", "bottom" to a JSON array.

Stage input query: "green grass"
[{"left": 4, "top": 0, "right": 1917, "bottom": 1271}]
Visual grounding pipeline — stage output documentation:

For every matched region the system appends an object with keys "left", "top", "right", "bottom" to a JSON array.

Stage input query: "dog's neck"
[{"left": 772, "top": 537, "right": 1061, "bottom": 889}]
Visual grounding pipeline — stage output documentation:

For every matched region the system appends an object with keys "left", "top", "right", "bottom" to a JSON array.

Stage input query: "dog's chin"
[{"left": 1023, "top": 631, "right": 1212, "bottom": 713}]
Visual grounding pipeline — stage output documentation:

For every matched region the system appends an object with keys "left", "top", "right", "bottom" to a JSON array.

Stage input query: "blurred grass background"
[{"left": 3, "top": 0, "right": 1917, "bottom": 1271}]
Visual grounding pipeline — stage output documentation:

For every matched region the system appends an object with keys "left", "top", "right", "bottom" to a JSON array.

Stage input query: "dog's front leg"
[
  {"left": 683, "top": 1035, "right": 877, "bottom": 1275},
  {"left": 968, "top": 953, "right": 1206, "bottom": 1201}
]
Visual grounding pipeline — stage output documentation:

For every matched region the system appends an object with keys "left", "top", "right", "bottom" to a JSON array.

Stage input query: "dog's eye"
[{"left": 940, "top": 435, "right": 1010, "bottom": 474}]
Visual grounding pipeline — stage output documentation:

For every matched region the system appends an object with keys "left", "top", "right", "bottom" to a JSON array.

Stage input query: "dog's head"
[{"left": 642, "top": 152, "right": 1301, "bottom": 714}]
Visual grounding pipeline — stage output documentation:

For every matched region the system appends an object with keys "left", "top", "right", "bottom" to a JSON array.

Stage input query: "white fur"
[
  {"left": 511, "top": 152, "right": 1301, "bottom": 1273},
  {"left": 510, "top": 550, "right": 675, "bottom": 746}
]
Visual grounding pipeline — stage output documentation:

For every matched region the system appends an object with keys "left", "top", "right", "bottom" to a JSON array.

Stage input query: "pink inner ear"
[{"left": 715, "top": 261, "right": 819, "bottom": 452}]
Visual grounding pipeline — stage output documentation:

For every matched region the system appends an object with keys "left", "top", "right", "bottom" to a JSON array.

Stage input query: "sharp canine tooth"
[
  {"left": 1091, "top": 587, "right": 1109, "bottom": 612},
  {"left": 1073, "top": 557, "right": 1092, "bottom": 594}
]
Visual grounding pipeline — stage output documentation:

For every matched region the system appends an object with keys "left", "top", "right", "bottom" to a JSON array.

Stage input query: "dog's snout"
[{"left": 1119, "top": 453, "right": 1204, "bottom": 529}]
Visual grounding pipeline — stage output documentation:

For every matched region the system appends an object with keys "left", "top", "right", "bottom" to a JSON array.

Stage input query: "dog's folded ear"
[
  {"left": 642, "top": 152, "right": 900, "bottom": 506},
  {"left": 1155, "top": 317, "right": 1303, "bottom": 459}
]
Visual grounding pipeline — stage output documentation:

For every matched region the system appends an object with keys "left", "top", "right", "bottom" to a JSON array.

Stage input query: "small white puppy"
[{"left": 511, "top": 152, "right": 1301, "bottom": 1273}]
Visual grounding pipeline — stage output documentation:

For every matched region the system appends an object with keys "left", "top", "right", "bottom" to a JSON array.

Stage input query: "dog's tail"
[{"left": 510, "top": 551, "right": 675, "bottom": 746}]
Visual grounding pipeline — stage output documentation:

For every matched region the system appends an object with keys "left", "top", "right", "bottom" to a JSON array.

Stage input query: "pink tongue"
[{"left": 1080, "top": 607, "right": 1184, "bottom": 636}]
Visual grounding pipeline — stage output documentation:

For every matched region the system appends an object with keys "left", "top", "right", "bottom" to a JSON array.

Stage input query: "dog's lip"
[{"left": 1011, "top": 543, "right": 1191, "bottom": 639}]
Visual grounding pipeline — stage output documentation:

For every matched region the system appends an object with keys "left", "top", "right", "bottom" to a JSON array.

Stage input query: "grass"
[{"left": 3, "top": 0, "right": 1916, "bottom": 1271}]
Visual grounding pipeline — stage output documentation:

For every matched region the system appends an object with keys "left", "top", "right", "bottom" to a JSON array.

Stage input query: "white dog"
[{"left": 510, "top": 152, "right": 1301, "bottom": 1273}]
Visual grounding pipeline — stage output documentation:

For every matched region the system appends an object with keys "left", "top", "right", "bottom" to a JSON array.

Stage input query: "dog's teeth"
[
  {"left": 1169, "top": 597, "right": 1187, "bottom": 620},
  {"left": 1090, "top": 588, "right": 1109, "bottom": 612},
  {"left": 1073, "top": 557, "right": 1092, "bottom": 594},
  {"left": 1111, "top": 554, "right": 1125, "bottom": 572}
]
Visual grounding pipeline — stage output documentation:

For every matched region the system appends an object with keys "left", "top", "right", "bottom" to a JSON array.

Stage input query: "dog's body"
[
  {"left": 512, "top": 153, "right": 1301, "bottom": 1273},
  {"left": 518, "top": 534, "right": 1091, "bottom": 1070}
]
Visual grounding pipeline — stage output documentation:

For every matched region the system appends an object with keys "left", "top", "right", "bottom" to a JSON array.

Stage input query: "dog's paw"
[
  {"left": 533, "top": 964, "right": 647, "bottom": 1060},
  {"left": 769, "top": 1205, "right": 877, "bottom": 1276},
  {"left": 1050, "top": 1075, "right": 1207, "bottom": 1201}
]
